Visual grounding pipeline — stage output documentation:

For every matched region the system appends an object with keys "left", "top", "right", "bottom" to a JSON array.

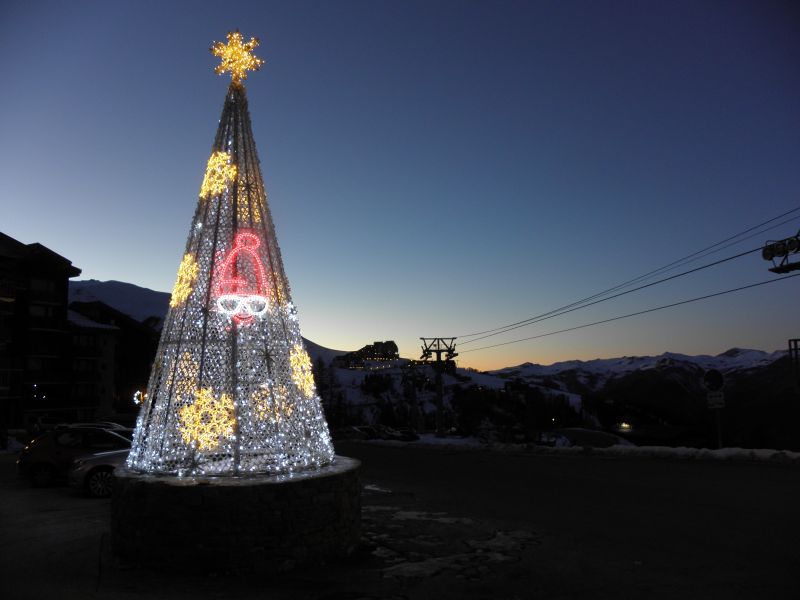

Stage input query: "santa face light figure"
[{"left": 215, "top": 231, "right": 270, "bottom": 326}]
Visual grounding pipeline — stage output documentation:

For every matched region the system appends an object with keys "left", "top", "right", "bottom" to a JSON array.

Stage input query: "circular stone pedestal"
[{"left": 111, "top": 456, "right": 361, "bottom": 573}]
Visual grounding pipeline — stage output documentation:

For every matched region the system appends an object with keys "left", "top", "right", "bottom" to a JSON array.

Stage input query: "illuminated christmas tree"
[{"left": 127, "top": 32, "right": 335, "bottom": 476}]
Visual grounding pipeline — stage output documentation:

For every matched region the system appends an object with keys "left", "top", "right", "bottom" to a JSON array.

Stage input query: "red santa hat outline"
[{"left": 215, "top": 230, "right": 270, "bottom": 325}]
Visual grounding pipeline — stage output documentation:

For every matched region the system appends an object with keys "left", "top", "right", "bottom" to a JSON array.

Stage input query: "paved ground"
[{"left": 1, "top": 442, "right": 799, "bottom": 599}]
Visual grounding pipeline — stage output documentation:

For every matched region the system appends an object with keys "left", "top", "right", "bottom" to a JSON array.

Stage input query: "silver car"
[{"left": 68, "top": 448, "right": 130, "bottom": 498}]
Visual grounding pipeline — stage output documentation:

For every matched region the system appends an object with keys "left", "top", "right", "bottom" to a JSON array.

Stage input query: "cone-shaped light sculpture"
[{"left": 127, "top": 32, "right": 335, "bottom": 476}]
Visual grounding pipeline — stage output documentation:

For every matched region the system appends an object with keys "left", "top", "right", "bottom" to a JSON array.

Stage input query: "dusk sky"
[{"left": 2, "top": 0, "right": 799, "bottom": 370}]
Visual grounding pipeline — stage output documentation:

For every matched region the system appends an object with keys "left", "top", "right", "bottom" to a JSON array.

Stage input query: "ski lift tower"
[
  {"left": 420, "top": 337, "right": 458, "bottom": 436},
  {"left": 762, "top": 232, "right": 800, "bottom": 388}
]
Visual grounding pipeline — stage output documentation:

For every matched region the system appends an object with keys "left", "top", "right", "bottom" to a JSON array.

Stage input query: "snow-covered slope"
[
  {"left": 69, "top": 279, "right": 351, "bottom": 361},
  {"left": 70, "top": 280, "right": 170, "bottom": 324},
  {"left": 493, "top": 348, "right": 785, "bottom": 382},
  {"left": 303, "top": 338, "right": 350, "bottom": 365},
  {"left": 70, "top": 280, "right": 783, "bottom": 394}
]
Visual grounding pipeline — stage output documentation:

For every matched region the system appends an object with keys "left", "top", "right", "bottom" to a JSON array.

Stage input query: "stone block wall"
[{"left": 111, "top": 457, "right": 361, "bottom": 573}]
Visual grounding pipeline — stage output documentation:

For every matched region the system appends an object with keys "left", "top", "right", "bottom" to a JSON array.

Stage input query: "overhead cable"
[
  {"left": 460, "top": 246, "right": 760, "bottom": 346},
  {"left": 459, "top": 273, "right": 800, "bottom": 353},
  {"left": 457, "top": 206, "right": 800, "bottom": 339}
]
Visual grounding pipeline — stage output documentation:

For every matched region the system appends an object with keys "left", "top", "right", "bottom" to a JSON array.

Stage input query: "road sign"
[
  {"left": 704, "top": 369, "right": 724, "bottom": 392},
  {"left": 707, "top": 391, "right": 725, "bottom": 409}
]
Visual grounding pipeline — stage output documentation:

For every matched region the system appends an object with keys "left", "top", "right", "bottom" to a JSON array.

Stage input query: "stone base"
[{"left": 111, "top": 456, "right": 361, "bottom": 573}]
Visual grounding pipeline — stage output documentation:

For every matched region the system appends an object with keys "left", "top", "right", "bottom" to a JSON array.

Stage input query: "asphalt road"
[
  {"left": 1, "top": 443, "right": 798, "bottom": 599},
  {"left": 340, "top": 442, "right": 800, "bottom": 598}
]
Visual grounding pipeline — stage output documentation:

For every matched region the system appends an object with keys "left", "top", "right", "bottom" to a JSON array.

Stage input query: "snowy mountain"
[
  {"left": 68, "top": 280, "right": 785, "bottom": 393},
  {"left": 492, "top": 348, "right": 785, "bottom": 391},
  {"left": 68, "top": 279, "right": 351, "bottom": 364},
  {"left": 65, "top": 280, "right": 795, "bottom": 447},
  {"left": 70, "top": 280, "right": 170, "bottom": 325},
  {"left": 302, "top": 337, "right": 350, "bottom": 365}
]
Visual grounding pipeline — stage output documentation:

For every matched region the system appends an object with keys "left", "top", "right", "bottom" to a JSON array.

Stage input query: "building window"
[
  {"left": 73, "top": 334, "right": 95, "bottom": 348},
  {"left": 29, "top": 304, "right": 55, "bottom": 318},
  {"left": 74, "top": 358, "right": 95, "bottom": 372},
  {"left": 30, "top": 278, "right": 56, "bottom": 293},
  {"left": 55, "top": 431, "right": 83, "bottom": 447}
]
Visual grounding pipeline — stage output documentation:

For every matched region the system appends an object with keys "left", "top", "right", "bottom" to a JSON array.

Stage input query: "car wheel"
[
  {"left": 31, "top": 464, "right": 55, "bottom": 487},
  {"left": 86, "top": 467, "right": 114, "bottom": 498}
]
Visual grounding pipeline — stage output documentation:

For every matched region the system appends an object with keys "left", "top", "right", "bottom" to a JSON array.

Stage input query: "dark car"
[
  {"left": 539, "top": 427, "right": 636, "bottom": 448},
  {"left": 17, "top": 426, "right": 132, "bottom": 487},
  {"left": 69, "top": 448, "right": 129, "bottom": 498}
]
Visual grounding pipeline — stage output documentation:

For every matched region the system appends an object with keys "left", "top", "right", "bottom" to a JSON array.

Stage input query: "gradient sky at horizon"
[{"left": 1, "top": 0, "right": 799, "bottom": 370}]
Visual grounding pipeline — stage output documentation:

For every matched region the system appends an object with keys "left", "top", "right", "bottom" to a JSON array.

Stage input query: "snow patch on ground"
[
  {"left": 534, "top": 444, "right": 800, "bottom": 464},
  {"left": 392, "top": 511, "right": 474, "bottom": 525},
  {"left": 366, "top": 438, "right": 800, "bottom": 465},
  {"left": 380, "top": 529, "right": 537, "bottom": 579},
  {"left": 363, "top": 483, "right": 393, "bottom": 494},
  {"left": 415, "top": 434, "right": 483, "bottom": 447}
]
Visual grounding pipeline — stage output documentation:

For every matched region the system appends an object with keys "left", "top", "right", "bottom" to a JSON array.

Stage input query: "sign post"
[{"left": 704, "top": 369, "right": 725, "bottom": 449}]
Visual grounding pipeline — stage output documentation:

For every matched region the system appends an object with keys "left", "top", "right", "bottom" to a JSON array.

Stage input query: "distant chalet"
[{"left": 333, "top": 341, "right": 401, "bottom": 370}]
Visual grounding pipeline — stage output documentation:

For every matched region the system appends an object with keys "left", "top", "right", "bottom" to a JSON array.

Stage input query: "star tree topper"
[{"left": 211, "top": 31, "right": 264, "bottom": 85}]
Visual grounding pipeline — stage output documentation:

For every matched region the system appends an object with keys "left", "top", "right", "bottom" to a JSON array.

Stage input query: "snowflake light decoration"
[
  {"left": 211, "top": 31, "right": 264, "bottom": 85},
  {"left": 200, "top": 151, "right": 237, "bottom": 199},
  {"left": 166, "top": 351, "right": 199, "bottom": 399},
  {"left": 179, "top": 387, "right": 235, "bottom": 451},
  {"left": 170, "top": 253, "right": 200, "bottom": 308},
  {"left": 237, "top": 181, "right": 262, "bottom": 224},
  {"left": 290, "top": 344, "right": 315, "bottom": 398},
  {"left": 251, "top": 384, "right": 294, "bottom": 422}
]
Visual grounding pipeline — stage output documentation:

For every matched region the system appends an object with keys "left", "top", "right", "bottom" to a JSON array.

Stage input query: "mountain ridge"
[
  {"left": 69, "top": 279, "right": 785, "bottom": 377},
  {"left": 494, "top": 348, "right": 785, "bottom": 378},
  {"left": 69, "top": 279, "right": 352, "bottom": 364}
]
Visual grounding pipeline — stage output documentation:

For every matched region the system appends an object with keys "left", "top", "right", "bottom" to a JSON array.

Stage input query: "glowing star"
[
  {"left": 210, "top": 31, "right": 264, "bottom": 85},
  {"left": 179, "top": 387, "right": 235, "bottom": 451},
  {"left": 170, "top": 253, "right": 200, "bottom": 307},
  {"left": 200, "top": 151, "right": 237, "bottom": 199},
  {"left": 215, "top": 231, "right": 270, "bottom": 325},
  {"left": 290, "top": 344, "right": 315, "bottom": 398},
  {"left": 251, "top": 384, "right": 294, "bottom": 422}
]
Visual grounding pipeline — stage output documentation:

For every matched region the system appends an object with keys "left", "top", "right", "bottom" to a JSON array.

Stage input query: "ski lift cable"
[
  {"left": 457, "top": 207, "right": 800, "bottom": 339},
  {"left": 459, "top": 273, "right": 800, "bottom": 353},
  {"left": 459, "top": 245, "right": 761, "bottom": 346}
]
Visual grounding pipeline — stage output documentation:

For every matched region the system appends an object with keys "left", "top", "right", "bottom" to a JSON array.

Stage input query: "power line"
[
  {"left": 607, "top": 214, "right": 800, "bottom": 290},
  {"left": 460, "top": 245, "right": 760, "bottom": 346},
  {"left": 459, "top": 273, "right": 800, "bottom": 354},
  {"left": 459, "top": 210, "right": 800, "bottom": 339},
  {"left": 457, "top": 206, "right": 800, "bottom": 339}
]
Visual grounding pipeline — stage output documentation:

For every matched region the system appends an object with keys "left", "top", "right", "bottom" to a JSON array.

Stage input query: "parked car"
[
  {"left": 331, "top": 425, "right": 420, "bottom": 442},
  {"left": 17, "top": 426, "right": 131, "bottom": 487},
  {"left": 26, "top": 415, "right": 63, "bottom": 435},
  {"left": 69, "top": 448, "right": 129, "bottom": 498},
  {"left": 373, "top": 424, "right": 419, "bottom": 441},
  {"left": 539, "top": 427, "right": 636, "bottom": 448},
  {"left": 63, "top": 421, "right": 128, "bottom": 431}
]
